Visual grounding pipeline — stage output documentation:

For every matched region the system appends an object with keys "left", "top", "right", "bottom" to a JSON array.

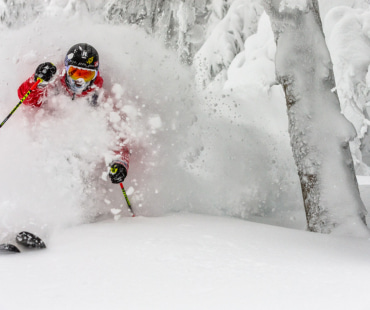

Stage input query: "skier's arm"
[
  {"left": 18, "top": 75, "right": 47, "bottom": 107},
  {"left": 18, "top": 63, "right": 56, "bottom": 107},
  {"left": 119, "top": 145, "right": 130, "bottom": 172}
]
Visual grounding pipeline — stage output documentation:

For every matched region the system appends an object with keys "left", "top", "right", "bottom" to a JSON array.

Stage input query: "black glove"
[
  {"left": 109, "top": 162, "right": 127, "bottom": 184},
  {"left": 35, "top": 62, "right": 57, "bottom": 82}
]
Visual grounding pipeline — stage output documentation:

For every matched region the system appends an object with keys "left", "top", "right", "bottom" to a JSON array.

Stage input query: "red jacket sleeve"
[
  {"left": 121, "top": 146, "right": 130, "bottom": 171},
  {"left": 18, "top": 75, "right": 47, "bottom": 107},
  {"left": 114, "top": 145, "right": 130, "bottom": 172}
]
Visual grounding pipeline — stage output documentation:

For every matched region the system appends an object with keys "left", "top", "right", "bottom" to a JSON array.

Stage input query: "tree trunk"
[{"left": 262, "top": 0, "right": 368, "bottom": 234}]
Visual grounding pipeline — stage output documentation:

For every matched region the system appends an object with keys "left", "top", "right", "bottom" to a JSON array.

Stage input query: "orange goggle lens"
[{"left": 67, "top": 66, "right": 97, "bottom": 82}]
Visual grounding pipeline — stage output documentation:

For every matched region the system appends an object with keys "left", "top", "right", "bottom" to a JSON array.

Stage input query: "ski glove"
[
  {"left": 109, "top": 161, "right": 127, "bottom": 184},
  {"left": 35, "top": 62, "right": 57, "bottom": 83}
]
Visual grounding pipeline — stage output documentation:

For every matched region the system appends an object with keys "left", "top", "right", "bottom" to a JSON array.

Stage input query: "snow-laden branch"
[{"left": 193, "top": 0, "right": 264, "bottom": 89}]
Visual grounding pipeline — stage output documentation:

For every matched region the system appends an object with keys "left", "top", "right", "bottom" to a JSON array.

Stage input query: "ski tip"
[
  {"left": 0, "top": 243, "right": 21, "bottom": 254},
  {"left": 16, "top": 231, "right": 46, "bottom": 249}
]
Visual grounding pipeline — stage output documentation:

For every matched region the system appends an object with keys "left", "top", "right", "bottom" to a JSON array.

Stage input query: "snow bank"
[{"left": 2, "top": 213, "right": 370, "bottom": 310}]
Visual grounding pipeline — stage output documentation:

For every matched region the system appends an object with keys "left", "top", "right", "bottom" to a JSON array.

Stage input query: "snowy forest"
[{"left": 1, "top": 0, "right": 370, "bottom": 309}]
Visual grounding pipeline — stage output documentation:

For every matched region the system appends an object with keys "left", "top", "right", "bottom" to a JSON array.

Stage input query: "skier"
[{"left": 17, "top": 43, "right": 129, "bottom": 185}]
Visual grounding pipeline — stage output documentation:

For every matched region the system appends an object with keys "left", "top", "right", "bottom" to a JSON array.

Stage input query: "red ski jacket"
[{"left": 17, "top": 72, "right": 130, "bottom": 171}]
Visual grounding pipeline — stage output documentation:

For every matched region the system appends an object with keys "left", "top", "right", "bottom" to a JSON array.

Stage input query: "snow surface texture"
[{"left": 2, "top": 214, "right": 370, "bottom": 310}]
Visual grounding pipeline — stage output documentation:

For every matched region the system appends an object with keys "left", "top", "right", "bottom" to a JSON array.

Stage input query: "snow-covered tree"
[
  {"left": 194, "top": 0, "right": 264, "bottom": 89},
  {"left": 262, "top": 0, "right": 368, "bottom": 234},
  {"left": 0, "top": 0, "right": 43, "bottom": 27},
  {"left": 324, "top": 6, "right": 370, "bottom": 176},
  {"left": 104, "top": 0, "right": 230, "bottom": 64}
]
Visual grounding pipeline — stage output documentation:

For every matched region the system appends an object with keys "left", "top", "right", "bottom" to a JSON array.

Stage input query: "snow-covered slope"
[{"left": 1, "top": 213, "right": 370, "bottom": 310}]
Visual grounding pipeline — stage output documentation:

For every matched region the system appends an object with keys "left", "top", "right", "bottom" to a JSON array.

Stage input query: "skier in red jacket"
[{"left": 17, "top": 43, "right": 129, "bottom": 184}]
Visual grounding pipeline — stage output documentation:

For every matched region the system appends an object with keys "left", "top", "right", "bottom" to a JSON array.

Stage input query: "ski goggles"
[{"left": 66, "top": 66, "right": 97, "bottom": 82}]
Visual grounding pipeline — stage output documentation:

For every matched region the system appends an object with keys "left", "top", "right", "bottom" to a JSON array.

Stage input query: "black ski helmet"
[{"left": 64, "top": 43, "right": 99, "bottom": 70}]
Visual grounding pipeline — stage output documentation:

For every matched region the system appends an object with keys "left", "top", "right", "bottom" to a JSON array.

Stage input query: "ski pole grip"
[{"left": 31, "top": 78, "right": 42, "bottom": 90}]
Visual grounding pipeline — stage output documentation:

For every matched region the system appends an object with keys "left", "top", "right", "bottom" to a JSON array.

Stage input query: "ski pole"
[
  {"left": 120, "top": 182, "right": 135, "bottom": 217},
  {"left": 0, "top": 78, "right": 42, "bottom": 129}
]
